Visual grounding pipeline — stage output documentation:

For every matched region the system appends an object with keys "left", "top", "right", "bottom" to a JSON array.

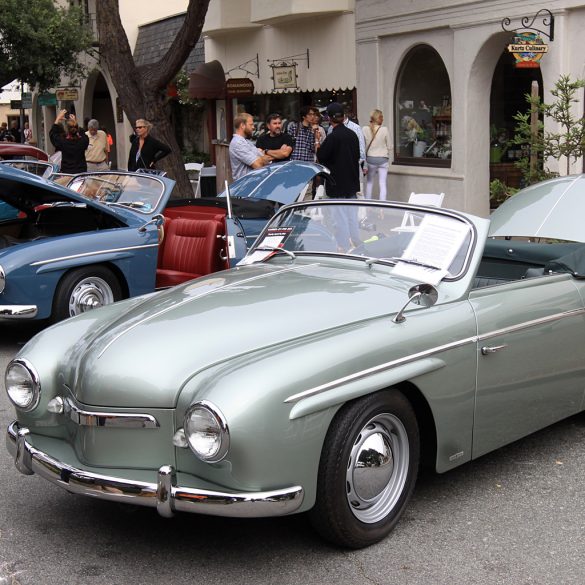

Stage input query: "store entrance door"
[{"left": 489, "top": 50, "right": 543, "bottom": 193}]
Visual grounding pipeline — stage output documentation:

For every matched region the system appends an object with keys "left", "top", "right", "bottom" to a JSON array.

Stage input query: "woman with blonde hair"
[
  {"left": 362, "top": 109, "right": 391, "bottom": 200},
  {"left": 127, "top": 118, "right": 171, "bottom": 171}
]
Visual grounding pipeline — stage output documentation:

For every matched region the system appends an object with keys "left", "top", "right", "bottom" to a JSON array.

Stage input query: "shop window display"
[{"left": 395, "top": 45, "right": 452, "bottom": 166}]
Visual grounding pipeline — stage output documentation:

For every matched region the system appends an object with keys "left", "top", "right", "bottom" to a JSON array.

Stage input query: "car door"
[{"left": 469, "top": 274, "right": 585, "bottom": 459}]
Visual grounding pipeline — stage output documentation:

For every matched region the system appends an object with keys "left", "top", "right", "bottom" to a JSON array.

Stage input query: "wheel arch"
[
  {"left": 392, "top": 381, "right": 437, "bottom": 471},
  {"left": 56, "top": 261, "right": 129, "bottom": 299}
]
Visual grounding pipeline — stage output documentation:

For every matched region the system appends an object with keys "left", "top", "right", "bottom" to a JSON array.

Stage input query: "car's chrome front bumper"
[
  {"left": 0, "top": 304, "right": 38, "bottom": 318},
  {"left": 6, "top": 421, "right": 304, "bottom": 518}
]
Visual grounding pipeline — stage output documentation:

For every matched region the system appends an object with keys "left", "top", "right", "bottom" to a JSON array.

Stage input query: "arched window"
[{"left": 395, "top": 45, "right": 452, "bottom": 167}]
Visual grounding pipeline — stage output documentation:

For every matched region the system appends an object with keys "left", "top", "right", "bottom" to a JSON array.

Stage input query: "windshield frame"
[
  {"left": 66, "top": 172, "right": 167, "bottom": 214},
  {"left": 246, "top": 199, "right": 478, "bottom": 282}
]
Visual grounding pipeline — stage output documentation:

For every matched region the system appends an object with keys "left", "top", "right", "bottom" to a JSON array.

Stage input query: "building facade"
[
  {"left": 195, "top": 0, "right": 358, "bottom": 143},
  {"left": 356, "top": 0, "right": 585, "bottom": 215}
]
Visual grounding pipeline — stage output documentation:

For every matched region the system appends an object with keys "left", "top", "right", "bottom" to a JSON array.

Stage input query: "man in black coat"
[{"left": 317, "top": 102, "right": 361, "bottom": 249}]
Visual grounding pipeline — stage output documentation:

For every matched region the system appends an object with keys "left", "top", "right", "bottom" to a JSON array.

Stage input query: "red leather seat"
[{"left": 156, "top": 217, "right": 222, "bottom": 288}]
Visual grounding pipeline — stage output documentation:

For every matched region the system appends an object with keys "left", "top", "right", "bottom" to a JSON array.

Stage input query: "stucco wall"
[{"left": 355, "top": 0, "right": 585, "bottom": 216}]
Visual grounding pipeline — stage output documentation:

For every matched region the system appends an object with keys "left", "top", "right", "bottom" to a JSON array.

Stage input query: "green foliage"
[
  {"left": 174, "top": 69, "right": 205, "bottom": 109},
  {"left": 489, "top": 179, "right": 518, "bottom": 208},
  {"left": 182, "top": 149, "right": 210, "bottom": 165},
  {"left": 512, "top": 75, "right": 585, "bottom": 182},
  {"left": 0, "top": 0, "right": 93, "bottom": 90}
]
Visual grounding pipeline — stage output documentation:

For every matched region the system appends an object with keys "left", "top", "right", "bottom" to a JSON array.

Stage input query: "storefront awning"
[{"left": 188, "top": 61, "right": 226, "bottom": 99}]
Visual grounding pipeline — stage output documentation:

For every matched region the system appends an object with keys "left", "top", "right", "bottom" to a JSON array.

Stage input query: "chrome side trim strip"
[
  {"left": 30, "top": 243, "right": 159, "bottom": 267},
  {"left": 285, "top": 307, "right": 585, "bottom": 404},
  {"left": 284, "top": 336, "right": 477, "bottom": 403},
  {"left": 477, "top": 307, "right": 585, "bottom": 341},
  {"left": 65, "top": 398, "right": 160, "bottom": 428},
  {"left": 0, "top": 305, "right": 38, "bottom": 318},
  {"left": 6, "top": 422, "right": 304, "bottom": 518}
]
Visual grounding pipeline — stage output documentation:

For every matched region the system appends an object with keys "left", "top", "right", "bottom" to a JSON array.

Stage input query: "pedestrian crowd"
[
  {"left": 45, "top": 110, "right": 171, "bottom": 174},
  {"left": 229, "top": 101, "right": 390, "bottom": 250}
]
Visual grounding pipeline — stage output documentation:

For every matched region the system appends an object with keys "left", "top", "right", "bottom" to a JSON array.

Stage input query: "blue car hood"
[{"left": 219, "top": 161, "right": 328, "bottom": 205}]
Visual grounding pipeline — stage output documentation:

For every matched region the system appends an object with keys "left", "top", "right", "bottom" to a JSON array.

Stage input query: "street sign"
[
  {"left": 38, "top": 92, "right": 57, "bottom": 107},
  {"left": 10, "top": 100, "right": 22, "bottom": 110},
  {"left": 21, "top": 92, "right": 33, "bottom": 109},
  {"left": 56, "top": 88, "right": 79, "bottom": 101}
]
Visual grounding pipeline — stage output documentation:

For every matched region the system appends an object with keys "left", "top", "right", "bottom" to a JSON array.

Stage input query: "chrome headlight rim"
[
  {"left": 184, "top": 400, "right": 230, "bottom": 463},
  {"left": 5, "top": 358, "right": 41, "bottom": 412},
  {"left": 0, "top": 264, "right": 5, "bottom": 293}
]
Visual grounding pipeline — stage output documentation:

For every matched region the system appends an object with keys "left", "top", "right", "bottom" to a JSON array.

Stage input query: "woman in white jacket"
[{"left": 362, "top": 110, "right": 391, "bottom": 200}]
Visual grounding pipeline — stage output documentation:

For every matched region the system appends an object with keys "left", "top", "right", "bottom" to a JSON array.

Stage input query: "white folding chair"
[
  {"left": 398, "top": 193, "right": 445, "bottom": 230},
  {"left": 185, "top": 162, "right": 204, "bottom": 197},
  {"left": 408, "top": 192, "right": 445, "bottom": 207}
]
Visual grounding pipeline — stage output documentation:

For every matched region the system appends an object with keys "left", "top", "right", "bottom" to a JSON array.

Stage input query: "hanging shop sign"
[
  {"left": 38, "top": 92, "right": 57, "bottom": 107},
  {"left": 226, "top": 78, "right": 255, "bottom": 98},
  {"left": 21, "top": 92, "right": 33, "bottom": 109},
  {"left": 507, "top": 32, "right": 548, "bottom": 68},
  {"left": 272, "top": 64, "right": 298, "bottom": 90},
  {"left": 56, "top": 88, "right": 79, "bottom": 101}
]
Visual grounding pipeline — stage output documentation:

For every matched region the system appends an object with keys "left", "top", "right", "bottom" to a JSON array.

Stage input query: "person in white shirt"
[{"left": 362, "top": 109, "right": 391, "bottom": 200}]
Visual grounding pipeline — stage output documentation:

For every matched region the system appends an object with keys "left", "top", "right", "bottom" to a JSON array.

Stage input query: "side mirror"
[{"left": 393, "top": 283, "right": 438, "bottom": 324}]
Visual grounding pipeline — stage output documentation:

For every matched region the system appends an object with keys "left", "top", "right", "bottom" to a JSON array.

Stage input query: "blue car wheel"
[{"left": 52, "top": 266, "right": 123, "bottom": 322}]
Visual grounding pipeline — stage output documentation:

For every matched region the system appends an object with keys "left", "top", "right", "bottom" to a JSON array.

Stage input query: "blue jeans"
[{"left": 328, "top": 196, "right": 360, "bottom": 249}]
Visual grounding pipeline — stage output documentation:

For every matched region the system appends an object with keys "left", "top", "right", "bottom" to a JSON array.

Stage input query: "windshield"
[
  {"left": 0, "top": 160, "right": 55, "bottom": 178},
  {"left": 243, "top": 201, "right": 474, "bottom": 282},
  {"left": 67, "top": 173, "right": 165, "bottom": 213}
]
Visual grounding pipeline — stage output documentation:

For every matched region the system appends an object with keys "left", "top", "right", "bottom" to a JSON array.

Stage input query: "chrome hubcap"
[
  {"left": 346, "top": 413, "right": 409, "bottom": 523},
  {"left": 68, "top": 277, "right": 114, "bottom": 316}
]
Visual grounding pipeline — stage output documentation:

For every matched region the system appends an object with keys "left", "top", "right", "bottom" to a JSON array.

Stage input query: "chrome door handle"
[{"left": 481, "top": 344, "right": 508, "bottom": 355}]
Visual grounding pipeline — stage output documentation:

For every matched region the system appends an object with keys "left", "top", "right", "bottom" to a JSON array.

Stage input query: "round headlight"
[
  {"left": 5, "top": 359, "right": 40, "bottom": 411},
  {"left": 184, "top": 401, "right": 229, "bottom": 463}
]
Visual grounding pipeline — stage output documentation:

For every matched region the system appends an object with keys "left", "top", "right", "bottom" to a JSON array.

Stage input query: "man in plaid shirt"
[{"left": 287, "top": 105, "right": 321, "bottom": 162}]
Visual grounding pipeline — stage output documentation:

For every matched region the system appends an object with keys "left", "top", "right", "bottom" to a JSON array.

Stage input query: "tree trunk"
[{"left": 95, "top": 0, "right": 210, "bottom": 198}]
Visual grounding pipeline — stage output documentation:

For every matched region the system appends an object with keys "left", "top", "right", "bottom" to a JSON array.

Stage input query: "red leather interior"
[{"left": 156, "top": 217, "right": 224, "bottom": 288}]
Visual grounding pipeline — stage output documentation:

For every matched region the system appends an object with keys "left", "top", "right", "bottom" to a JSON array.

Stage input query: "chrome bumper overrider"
[
  {"left": 6, "top": 422, "right": 304, "bottom": 518},
  {"left": 0, "top": 304, "right": 38, "bottom": 318}
]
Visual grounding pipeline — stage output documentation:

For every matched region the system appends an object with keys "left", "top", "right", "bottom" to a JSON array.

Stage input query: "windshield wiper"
[
  {"left": 254, "top": 245, "right": 296, "bottom": 260},
  {"left": 389, "top": 257, "right": 442, "bottom": 271},
  {"left": 364, "top": 257, "right": 397, "bottom": 268},
  {"left": 107, "top": 201, "right": 145, "bottom": 209}
]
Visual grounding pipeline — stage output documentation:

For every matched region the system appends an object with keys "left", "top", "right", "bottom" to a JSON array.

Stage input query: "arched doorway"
[
  {"left": 489, "top": 50, "right": 543, "bottom": 190},
  {"left": 88, "top": 73, "right": 117, "bottom": 169}
]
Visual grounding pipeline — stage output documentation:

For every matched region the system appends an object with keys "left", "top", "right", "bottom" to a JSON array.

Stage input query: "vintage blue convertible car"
[
  {"left": 0, "top": 162, "right": 326, "bottom": 321},
  {"left": 7, "top": 175, "right": 585, "bottom": 548}
]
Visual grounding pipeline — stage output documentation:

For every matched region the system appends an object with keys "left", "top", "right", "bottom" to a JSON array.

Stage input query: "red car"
[{"left": 0, "top": 143, "right": 49, "bottom": 161}]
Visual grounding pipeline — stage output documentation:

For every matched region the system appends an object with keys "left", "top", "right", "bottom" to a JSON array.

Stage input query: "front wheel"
[
  {"left": 310, "top": 390, "right": 420, "bottom": 548},
  {"left": 52, "top": 266, "right": 122, "bottom": 322}
]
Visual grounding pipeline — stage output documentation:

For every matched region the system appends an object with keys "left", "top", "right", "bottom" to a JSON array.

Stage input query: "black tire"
[
  {"left": 309, "top": 390, "right": 420, "bottom": 549},
  {"left": 52, "top": 265, "right": 122, "bottom": 322}
]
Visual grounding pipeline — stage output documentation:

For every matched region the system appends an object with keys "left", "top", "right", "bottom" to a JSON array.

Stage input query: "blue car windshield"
[
  {"left": 243, "top": 201, "right": 474, "bottom": 280},
  {"left": 68, "top": 173, "right": 165, "bottom": 214}
]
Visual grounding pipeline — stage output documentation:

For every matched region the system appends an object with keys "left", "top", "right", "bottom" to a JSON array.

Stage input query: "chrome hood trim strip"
[
  {"left": 65, "top": 398, "right": 160, "bottom": 428},
  {"left": 31, "top": 243, "right": 159, "bottom": 267},
  {"left": 285, "top": 307, "right": 585, "bottom": 404}
]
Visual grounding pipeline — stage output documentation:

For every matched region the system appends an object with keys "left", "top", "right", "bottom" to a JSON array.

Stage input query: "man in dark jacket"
[{"left": 317, "top": 102, "right": 361, "bottom": 249}]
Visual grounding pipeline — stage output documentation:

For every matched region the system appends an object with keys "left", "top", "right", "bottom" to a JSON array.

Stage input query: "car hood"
[
  {"left": 218, "top": 161, "right": 328, "bottom": 205},
  {"left": 489, "top": 174, "right": 585, "bottom": 242},
  {"left": 61, "top": 261, "right": 416, "bottom": 408}
]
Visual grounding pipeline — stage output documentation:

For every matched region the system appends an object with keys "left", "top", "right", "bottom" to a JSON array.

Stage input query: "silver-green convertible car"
[{"left": 6, "top": 175, "right": 585, "bottom": 548}]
